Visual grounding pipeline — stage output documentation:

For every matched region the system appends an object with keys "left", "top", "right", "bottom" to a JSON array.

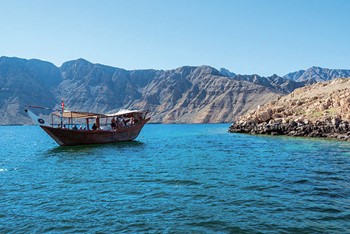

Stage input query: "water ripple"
[{"left": 1, "top": 125, "right": 350, "bottom": 233}]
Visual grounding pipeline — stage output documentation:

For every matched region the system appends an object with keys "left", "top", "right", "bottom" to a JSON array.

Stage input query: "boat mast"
[{"left": 60, "top": 100, "right": 64, "bottom": 128}]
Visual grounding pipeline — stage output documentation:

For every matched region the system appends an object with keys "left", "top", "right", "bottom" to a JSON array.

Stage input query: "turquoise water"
[{"left": 1, "top": 124, "right": 350, "bottom": 233}]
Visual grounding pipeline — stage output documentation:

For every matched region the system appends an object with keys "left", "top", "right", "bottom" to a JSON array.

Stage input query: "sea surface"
[{"left": 1, "top": 124, "right": 350, "bottom": 233}]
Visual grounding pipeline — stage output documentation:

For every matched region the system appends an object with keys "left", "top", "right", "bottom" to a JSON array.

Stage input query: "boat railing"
[{"left": 52, "top": 118, "right": 145, "bottom": 131}]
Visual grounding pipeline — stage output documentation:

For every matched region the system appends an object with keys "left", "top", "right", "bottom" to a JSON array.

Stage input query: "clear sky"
[{"left": 0, "top": 0, "right": 349, "bottom": 76}]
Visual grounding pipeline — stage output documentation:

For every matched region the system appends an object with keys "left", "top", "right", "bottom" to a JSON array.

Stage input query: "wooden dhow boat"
[{"left": 25, "top": 103, "right": 150, "bottom": 146}]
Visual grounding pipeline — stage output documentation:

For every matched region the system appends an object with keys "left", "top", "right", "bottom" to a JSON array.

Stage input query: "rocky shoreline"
[
  {"left": 229, "top": 117, "right": 350, "bottom": 142},
  {"left": 228, "top": 78, "right": 350, "bottom": 142}
]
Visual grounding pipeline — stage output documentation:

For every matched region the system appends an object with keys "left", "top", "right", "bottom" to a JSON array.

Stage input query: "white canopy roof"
[
  {"left": 105, "top": 109, "right": 143, "bottom": 117},
  {"left": 52, "top": 109, "right": 145, "bottom": 119}
]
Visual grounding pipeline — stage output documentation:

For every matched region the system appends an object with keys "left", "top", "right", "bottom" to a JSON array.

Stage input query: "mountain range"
[
  {"left": 0, "top": 56, "right": 349, "bottom": 125},
  {"left": 283, "top": 66, "right": 350, "bottom": 84}
]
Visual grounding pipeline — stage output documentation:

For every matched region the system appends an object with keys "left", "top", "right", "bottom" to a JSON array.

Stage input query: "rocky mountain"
[
  {"left": 284, "top": 66, "right": 350, "bottom": 84},
  {"left": 143, "top": 66, "right": 280, "bottom": 123},
  {"left": 219, "top": 68, "right": 306, "bottom": 93},
  {"left": 1, "top": 56, "right": 349, "bottom": 125},
  {"left": 229, "top": 74, "right": 305, "bottom": 94},
  {"left": 58, "top": 60, "right": 281, "bottom": 123},
  {"left": 0, "top": 57, "right": 61, "bottom": 125},
  {"left": 222, "top": 66, "right": 350, "bottom": 87},
  {"left": 0, "top": 57, "right": 282, "bottom": 125}
]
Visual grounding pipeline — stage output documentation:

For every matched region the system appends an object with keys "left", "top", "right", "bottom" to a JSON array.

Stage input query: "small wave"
[
  {"left": 293, "top": 179, "right": 309, "bottom": 184},
  {"left": 241, "top": 184, "right": 278, "bottom": 191},
  {"left": 313, "top": 186, "right": 331, "bottom": 192},
  {"left": 0, "top": 168, "right": 7, "bottom": 172},
  {"left": 313, "top": 170, "right": 334, "bottom": 176},
  {"left": 326, "top": 176, "right": 344, "bottom": 181},
  {"left": 163, "top": 179, "right": 201, "bottom": 186},
  {"left": 142, "top": 178, "right": 201, "bottom": 187},
  {"left": 306, "top": 206, "right": 342, "bottom": 214}
]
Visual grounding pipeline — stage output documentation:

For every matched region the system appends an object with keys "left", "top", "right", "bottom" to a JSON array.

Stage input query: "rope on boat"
[{"left": 25, "top": 105, "right": 59, "bottom": 112}]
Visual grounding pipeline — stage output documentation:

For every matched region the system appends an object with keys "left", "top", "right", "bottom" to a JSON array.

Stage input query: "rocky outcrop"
[
  {"left": 229, "top": 117, "right": 350, "bottom": 141},
  {"left": 229, "top": 78, "right": 350, "bottom": 141}
]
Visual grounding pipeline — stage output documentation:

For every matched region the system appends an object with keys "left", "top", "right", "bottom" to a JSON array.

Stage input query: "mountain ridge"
[
  {"left": 283, "top": 66, "right": 350, "bottom": 84},
  {"left": 1, "top": 56, "right": 349, "bottom": 125}
]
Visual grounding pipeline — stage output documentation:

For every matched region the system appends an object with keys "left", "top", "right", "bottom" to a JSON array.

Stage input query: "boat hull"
[{"left": 40, "top": 118, "right": 150, "bottom": 146}]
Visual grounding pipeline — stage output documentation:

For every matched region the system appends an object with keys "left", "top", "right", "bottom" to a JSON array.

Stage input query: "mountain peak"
[
  {"left": 219, "top": 68, "right": 236, "bottom": 77},
  {"left": 309, "top": 66, "right": 324, "bottom": 70},
  {"left": 196, "top": 65, "right": 222, "bottom": 76},
  {"left": 62, "top": 58, "right": 92, "bottom": 66},
  {"left": 173, "top": 65, "right": 221, "bottom": 77},
  {"left": 60, "top": 58, "right": 95, "bottom": 72}
]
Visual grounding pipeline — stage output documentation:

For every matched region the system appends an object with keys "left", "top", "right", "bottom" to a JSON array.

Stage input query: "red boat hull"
[{"left": 40, "top": 118, "right": 150, "bottom": 146}]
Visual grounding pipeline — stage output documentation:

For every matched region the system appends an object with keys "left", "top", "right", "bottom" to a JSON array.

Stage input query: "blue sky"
[{"left": 0, "top": 0, "right": 349, "bottom": 76}]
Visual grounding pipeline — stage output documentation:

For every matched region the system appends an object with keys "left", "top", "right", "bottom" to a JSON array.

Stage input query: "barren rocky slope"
[
  {"left": 59, "top": 61, "right": 282, "bottom": 123},
  {"left": 0, "top": 57, "right": 61, "bottom": 125},
  {"left": 1, "top": 56, "right": 349, "bottom": 125},
  {"left": 0, "top": 57, "right": 282, "bottom": 124},
  {"left": 229, "top": 78, "right": 350, "bottom": 141}
]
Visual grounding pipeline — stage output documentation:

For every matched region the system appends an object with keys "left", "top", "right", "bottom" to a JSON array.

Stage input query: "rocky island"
[{"left": 229, "top": 78, "right": 350, "bottom": 141}]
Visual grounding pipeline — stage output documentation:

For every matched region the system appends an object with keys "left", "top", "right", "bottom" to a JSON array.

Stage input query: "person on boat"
[
  {"left": 134, "top": 114, "right": 140, "bottom": 125},
  {"left": 118, "top": 117, "right": 125, "bottom": 128},
  {"left": 111, "top": 117, "right": 116, "bottom": 129},
  {"left": 122, "top": 116, "right": 129, "bottom": 126},
  {"left": 92, "top": 123, "right": 98, "bottom": 130}
]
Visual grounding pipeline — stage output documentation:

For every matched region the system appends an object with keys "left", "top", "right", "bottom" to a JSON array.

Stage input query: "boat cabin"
[{"left": 50, "top": 109, "right": 147, "bottom": 131}]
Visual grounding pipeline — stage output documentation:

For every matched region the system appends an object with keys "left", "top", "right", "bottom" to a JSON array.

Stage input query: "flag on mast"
[{"left": 61, "top": 100, "right": 65, "bottom": 112}]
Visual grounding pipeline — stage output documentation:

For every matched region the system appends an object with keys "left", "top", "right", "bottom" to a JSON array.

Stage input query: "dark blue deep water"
[{"left": 1, "top": 124, "right": 350, "bottom": 233}]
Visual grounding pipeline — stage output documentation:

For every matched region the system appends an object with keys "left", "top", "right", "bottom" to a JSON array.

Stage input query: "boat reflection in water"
[{"left": 25, "top": 104, "right": 150, "bottom": 146}]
